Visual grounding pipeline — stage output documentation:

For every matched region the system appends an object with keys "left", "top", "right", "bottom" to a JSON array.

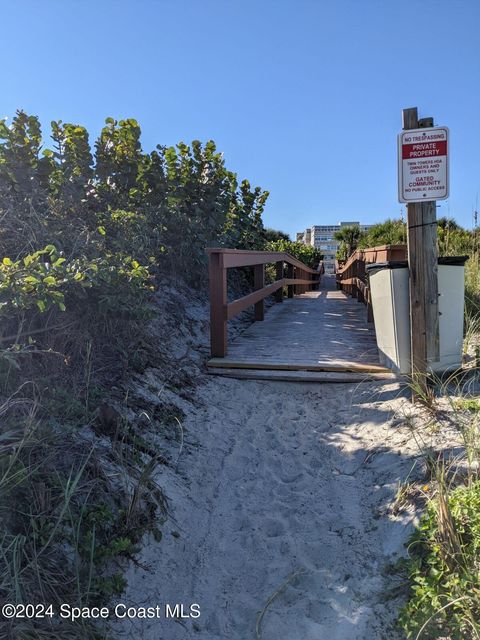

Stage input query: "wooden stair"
[{"left": 207, "top": 358, "right": 395, "bottom": 383}]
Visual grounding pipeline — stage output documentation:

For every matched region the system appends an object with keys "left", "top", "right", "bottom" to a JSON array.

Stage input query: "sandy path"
[{"left": 116, "top": 377, "right": 418, "bottom": 640}]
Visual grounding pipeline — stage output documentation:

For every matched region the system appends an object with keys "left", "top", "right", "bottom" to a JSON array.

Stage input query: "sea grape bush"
[
  {"left": 0, "top": 111, "right": 270, "bottom": 638},
  {"left": 0, "top": 111, "right": 268, "bottom": 286},
  {"left": 265, "top": 239, "right": 323, "bottom": 269},
  {"left": 0, "top": 109, "right": 270, "bottom": 378},
  {"left": 400, "top": 481, "right": 480, "bottom": 639}
]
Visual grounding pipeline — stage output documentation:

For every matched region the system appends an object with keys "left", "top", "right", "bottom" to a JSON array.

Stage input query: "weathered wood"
[
  {"left": 357, "top": 260, "right": 366, "bottom": 303},
  {"left": 207, "top": 368, "right": 396, "bottom": 383},
  {"left": 209, "top": 251, "right": 227, "bottom": 357},
  {"left": 206, "top": 248, "right": 318, "bottom": 272},
  {"left": 208, "top": 358, "right": 391, "bottom": 373},
  {"left": 209, "top": 276, "right": 383, "bottom": 376},
  {"left": 403, "top": 108, "right": 440, "bottom": 391},
  {"left": 207, "top": 247, "right": 325, "bottom": 358},
  {"left": 254, "top": 264, "right": 265, "bottom": 321},
  {"left": 284, "top": 278, "right": 319, "bottom": 286},
  {"left": 423, "top": 202, "right": 440, "bottom": 362},
  {"left": 337, "top": 245, "right": 407, "bottom": 279},
  {"left": 227, "top": 280, "right": 284, "bottom": 320},
  {"left": 402, "top": 106, "right": 418, "bottom": 130},
  {"left": 351, "top": 259, "right": 358, "bottom": 299},
  {"left": 275, "top": 261, "right": 284, "bottom": 302},
  {"left": 287, "top": 264, "right": 294, "bottom": 298},
  {"left": 226, "top": 278, "right": 320, "bottom": 319}
]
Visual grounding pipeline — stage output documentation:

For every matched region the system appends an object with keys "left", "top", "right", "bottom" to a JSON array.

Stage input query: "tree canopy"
[
  {"left": 334, "top": 225, "right": 365, "bottom": 260},
  {"left": 358, "top": 218, "right": 406, "bottom": 249}
]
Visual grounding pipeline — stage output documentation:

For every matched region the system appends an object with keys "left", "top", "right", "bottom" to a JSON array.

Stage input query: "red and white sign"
[{"left": 398, "top": 126, "right": 449, "bottom": 202}]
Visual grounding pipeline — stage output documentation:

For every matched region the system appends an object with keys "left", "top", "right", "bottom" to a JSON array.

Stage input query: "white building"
[{"left": 297, "top": 221, "right": 373, "bottom": 274}]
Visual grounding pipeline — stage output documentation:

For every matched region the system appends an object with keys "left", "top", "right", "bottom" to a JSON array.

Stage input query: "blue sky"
[{"left": 2, "top": 0, "right": 479, "bottom": 238}]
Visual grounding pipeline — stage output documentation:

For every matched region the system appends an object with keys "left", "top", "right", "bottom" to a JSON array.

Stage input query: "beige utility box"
[{"left": 366, "top": 258, "right": 467, "bottom": 374}]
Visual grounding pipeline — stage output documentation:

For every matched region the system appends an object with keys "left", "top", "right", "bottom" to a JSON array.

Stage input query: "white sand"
[{"left": 114, "top": 374, "right": 424, "bottom": 640}]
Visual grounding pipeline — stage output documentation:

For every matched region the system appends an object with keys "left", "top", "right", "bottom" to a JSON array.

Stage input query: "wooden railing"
[
  {"left": 207, "top": 248, "right": 322, "bottom": 357},
  {"left": 336, "top": 244, "right": 407, "bottom": 321}
]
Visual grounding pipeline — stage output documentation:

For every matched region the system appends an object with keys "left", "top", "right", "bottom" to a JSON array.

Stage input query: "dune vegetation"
[{"left": 0, "top": 110, "right": 271, "bottom": 639}]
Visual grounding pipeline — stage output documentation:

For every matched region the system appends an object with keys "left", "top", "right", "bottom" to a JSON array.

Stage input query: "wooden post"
[
  {"left": 402, "top": 108, "right": 440, "bottom": 396},
  {"left": 357, "top": 257, "right": 365, "bottom": 303},
  {"left": 352, "top": 257, "right": 358, "bottom": 299},
  {"left": 209, "top": 251, "right": 227, "bottom": 357},
  {"left": 254, "top": 264, "right": 265, "bottom": 321},
  {"left": 287, "top": 263, "right": 294, "bottom": 298},
  {"left": 275, "top": 261, "right": 284, "bottom": 302}
]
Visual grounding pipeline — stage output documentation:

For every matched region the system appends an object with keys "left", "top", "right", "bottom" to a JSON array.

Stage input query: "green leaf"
[
  {"left": 97, "top": 226, "right": 106, "bottom": 236},
  {"left": 36, "top": 299, "right": 46, "bottom": 312},
  {"left": 43, "top": 276, "right": 56, "bottom": 286},
  {"left": 2, "top": 257, "right": 12, "bottom": 266}
]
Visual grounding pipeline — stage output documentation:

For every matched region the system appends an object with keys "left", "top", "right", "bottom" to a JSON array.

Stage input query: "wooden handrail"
[
  {"left": 206, "top": 248, "right": 319, "bottom": 273},
  {"left": 207, "top": 248, "right": 322, "bottom": 357},
  {"left": 336, "top": 244, "right": 407, "bottom": 322}
]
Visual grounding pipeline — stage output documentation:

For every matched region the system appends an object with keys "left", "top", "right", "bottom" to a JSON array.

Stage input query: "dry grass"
[{"left": 399, "top": 351, "right": 480, "bottom": 638}]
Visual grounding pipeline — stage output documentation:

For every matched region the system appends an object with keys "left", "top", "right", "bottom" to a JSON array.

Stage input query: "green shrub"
[
  {"left": 265, "top": 239, "right": 323, "bottom": 269},
  {"left": 399, "top": 480, "right": 480, "bottom": 639},
  {"left": 0, "top": 110, "right": 271, "bottom": 638},
  {"left": 465, "top": 253, "right": 480, "bottom": 316},
  {"left": 358, "top": 218, "right": 406, "bottom": 249}
]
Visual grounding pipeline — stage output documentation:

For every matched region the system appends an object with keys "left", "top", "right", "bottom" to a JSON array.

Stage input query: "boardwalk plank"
[
  {"left": 207, "top": 368, "right": 395, "bottom": 383},
  {"left": 208, "top": 275, "right": 388, "bottom": 378}
]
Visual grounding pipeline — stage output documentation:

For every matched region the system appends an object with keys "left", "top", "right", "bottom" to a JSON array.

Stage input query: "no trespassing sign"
[{"left": 398, "top": 126, "right": 449, "bottom": 203}]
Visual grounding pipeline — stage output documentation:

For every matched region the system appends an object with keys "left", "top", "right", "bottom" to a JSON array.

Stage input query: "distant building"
[
  {"left": 296, "top": 228, "right": 311, "bottom": 244},
  {"left": 296, "top": 221, "right": 372, "bottom": 274}
]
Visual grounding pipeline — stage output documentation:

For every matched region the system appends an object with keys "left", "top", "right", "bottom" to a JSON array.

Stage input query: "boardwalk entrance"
[{"left": 207, "top": 266, "right": 394, "bottom": 382}]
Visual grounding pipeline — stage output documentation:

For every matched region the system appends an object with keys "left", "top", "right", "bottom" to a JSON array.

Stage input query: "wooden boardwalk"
[{"left": 208, "top": 275, "right": 394, "bottom": 382}]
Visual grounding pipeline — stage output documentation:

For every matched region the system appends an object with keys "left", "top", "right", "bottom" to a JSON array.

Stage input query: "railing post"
[
  {"left": 209, "top": 251, "right": 227, "bottom": 357},
  {"left": 287, "top": 263, "right": 294, "bottom": 298},
  {"left": 275, "top": 261, "right": 283, "bottom": 303},
  {"left": 357, "top": 258, "right": 365, "bottom": 304},
  {"left": 352, "top": 255, "right": 358, "bottom": 299},
  {"left": 294, "top": 267, "right": 299, "bottom": 295},
  {"left": 254, "top": 264, "right": 265, "bottom": 321}
]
